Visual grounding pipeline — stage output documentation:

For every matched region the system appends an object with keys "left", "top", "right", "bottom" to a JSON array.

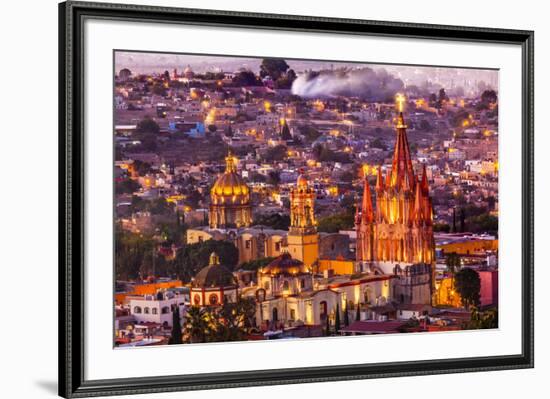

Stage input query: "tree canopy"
[
  {"left": 454, "top": 268, "right": 481, "bottom": 309},
  {"left": 174, "top": 239, "right": 239, "bottom": 282},
  {"left": 259, "top": 58, "right": 289, "bottom": 81}
]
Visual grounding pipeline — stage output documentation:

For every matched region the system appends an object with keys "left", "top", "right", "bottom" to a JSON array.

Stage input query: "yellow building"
[
  {"left": 438, "top": 239, "right": 498, "bottom": 256},
  {"left": 318, "top": 258, "right": 355, "bottom": 275},
  {"left": 209, "top": 152, "right": 253, "bottom": 229},
  {"left": 287, "top": 174, "right": 319, "bottom": 269}
]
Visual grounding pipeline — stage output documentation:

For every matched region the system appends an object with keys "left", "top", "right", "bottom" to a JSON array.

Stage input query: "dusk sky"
[{"left": 115, "top": 51, "right": 498, "bottom": 96}]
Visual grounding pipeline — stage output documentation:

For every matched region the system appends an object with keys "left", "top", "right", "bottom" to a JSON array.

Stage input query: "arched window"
[
  {"left": 151, "top": 308, "right": 158, "bottom": 315},
  {"left": 133, "top": 306, "right": 142, "bottom": 314},
  {"left": 209, "top": 294, "right": 218, "bottom": 305},
  {"left": 319, "top": 301, "right": 327, "bottom": 319},
  {"left": 283, "top": 280, "right": 290, "bottom": 292},
  {"left": 193, "top": 294, "right": 201, "bottom": 305},
  {"left": 363, "top": 288, "right": 372, "bottom": 304},
  {"left": 161, "top": 306, "right": 170, "bottom": 314}
]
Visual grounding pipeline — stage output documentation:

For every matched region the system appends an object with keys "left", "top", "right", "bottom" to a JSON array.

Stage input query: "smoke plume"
[{"left": 291, "top": 67, "right": 404, "bottom": 101}]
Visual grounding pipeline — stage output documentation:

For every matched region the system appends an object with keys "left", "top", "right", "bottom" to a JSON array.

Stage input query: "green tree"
[
  {"left": 445, "top": 252, "right": 461, "bottom": 275},
  {"left": 267, "top": 170, "right": 281, "bottom": 186},
  {"left": 210, "top": 297, "right": 257, "bottom": 342},
  {"left": 238, "top": 257, "right": 275, "bottom": 271},
  {"left": 434, "top": 222, "right": 451, "bottom": 233},
  {"left": 466, "top": 214, "right": 498, "bottom": 235},
  {"left": 253, "top": 213, "right": 290, "bottom": 230},
  {"left": 263, "top": 145, "right": 287, "bottom": 162},
  {"left": 454, "top": 268, "right": 481, "bottom": 309},
  {"left": 115, "top": 178, "right": 140, "bottom": 195},
  {"left": 135, "top": 117, "right": 160, "bottom": 151},
  {"left": 312, "top": 144, "right": 351, "bottom": 163},
  {"left": 232, "top": 70, "right": 260, "bottom": 86},
  {"left": 184, "top": 306, "right": 209, "bottom": 343},
  {"left": 317, "top": 212, "right": 355, "bottom": 233},
  {"left": 481, "top": 89, "right": 498, "bottom": 105},
  {"left": 174, "top": 239, "right": 239, "bottom": 282},
  {"left": 325, "top": 314, "right": 330, "bottom": 336},
  {"left": 114, "top": 226, "right": 155, "bottom": 280},
  {"left": 169, "top": 306, "right": 183, "bottom": 344},
  {"left": 275, "top": 69, "right": 297, "bottom": 89},
  {"left": 259, "top": 58, "right": 289, "bottom": 81},
  {"left": 466, "top": 307, "right": 498, "bottom": 329},
  {"left": 343, "top": 302, "right": 349, "bottom": 327}
]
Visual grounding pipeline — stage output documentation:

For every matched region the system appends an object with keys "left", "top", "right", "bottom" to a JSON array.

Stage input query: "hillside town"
[{"left": 113, "top": 54, "right": 499, "bottom": 347}]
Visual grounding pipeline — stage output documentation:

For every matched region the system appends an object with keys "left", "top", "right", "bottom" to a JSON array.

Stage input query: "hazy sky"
[{"left": 115, "top": 51, "right": 498, "bottom": 93}]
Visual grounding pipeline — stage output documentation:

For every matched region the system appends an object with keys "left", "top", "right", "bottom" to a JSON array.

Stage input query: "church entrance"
[
  {"left": 272, "top": 307, "right": 278, "bottom": 323},
  {"left": 320, "top": 301, "right": 327, "bottom": 320}
]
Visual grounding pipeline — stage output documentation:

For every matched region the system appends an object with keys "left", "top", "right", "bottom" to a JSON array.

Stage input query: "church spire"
[
  {"left": 420, "top": 164, "right": 429, "bottom": 195},
  {"left": 361, "top": 177, "right": 374, "bottom": 223},
  {"left": 376, "top": 167, "right": 385, "bottom": 191},
  {"left": 413, "top": 179, "right": 424, "bottom": 224},
  {"left": 389, "top": 94, "right": 415, "bottom": 190}
]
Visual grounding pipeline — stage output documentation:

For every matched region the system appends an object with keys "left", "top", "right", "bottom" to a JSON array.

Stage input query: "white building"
[{"left": 129, "top": 291, "right": 188, "bottom": 327}]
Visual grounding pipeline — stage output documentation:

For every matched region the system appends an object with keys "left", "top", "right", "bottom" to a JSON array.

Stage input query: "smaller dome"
[
  {"left": 183, "top": 65, "right": 194, "bottom": 78},
  {"left": 261, "top": 253, "right": 309, "bottom": 275},
  {"left": 192, "top": 252, "right": 236, "bottom": 288}
]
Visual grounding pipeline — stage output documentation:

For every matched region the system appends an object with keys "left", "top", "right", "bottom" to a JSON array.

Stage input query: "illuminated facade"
[
  {"left": 287, "top": 174, "right": 319, "bottom": 269},
  {"left": 209, "top": 153, "right": 253, "bottom": 229},
  {"left": 356, "top": 106, "right": 435, "bottom": 268}
]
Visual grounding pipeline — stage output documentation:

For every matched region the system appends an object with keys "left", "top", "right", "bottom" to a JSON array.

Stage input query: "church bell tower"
[{"left": 287, "top": 174, "right": 319, "bottom": 269}]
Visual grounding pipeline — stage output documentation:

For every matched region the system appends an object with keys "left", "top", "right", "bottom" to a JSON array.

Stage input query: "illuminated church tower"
[
  {"left": 209, "top": 152, "right": 253, "bottom": 229},
  {"left": 356, "top": 94, "right": 435, "bottom": 268},
  {"left": 287, "top": 174, "right": 319, "bottom": 269}
]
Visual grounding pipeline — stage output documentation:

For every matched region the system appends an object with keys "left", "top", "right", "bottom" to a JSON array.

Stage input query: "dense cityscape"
[{"left": 114, "top": 53, "right": 499, "bottom": 347}]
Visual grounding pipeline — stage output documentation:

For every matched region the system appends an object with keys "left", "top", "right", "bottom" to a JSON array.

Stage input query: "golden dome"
[{"left": 211, "top": 153, "right": 250, "bottom": 204}]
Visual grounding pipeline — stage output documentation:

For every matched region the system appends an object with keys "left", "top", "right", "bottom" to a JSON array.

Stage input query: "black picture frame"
[{"left": 59, "top": 1, "right": 534, "bottom": 397}]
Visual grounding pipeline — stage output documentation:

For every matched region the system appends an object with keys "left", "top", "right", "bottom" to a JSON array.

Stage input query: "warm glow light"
[
  {"left": 395, "top": 93, "right": 406, "bottom": 112},
  {"left": 313, "top": 100, "right": 325, "bottom": 112}
]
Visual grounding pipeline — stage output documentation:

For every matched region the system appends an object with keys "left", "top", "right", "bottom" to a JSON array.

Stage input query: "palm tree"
[{"left": 184, "top": 306, "right": 209, "bottom": 343}]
